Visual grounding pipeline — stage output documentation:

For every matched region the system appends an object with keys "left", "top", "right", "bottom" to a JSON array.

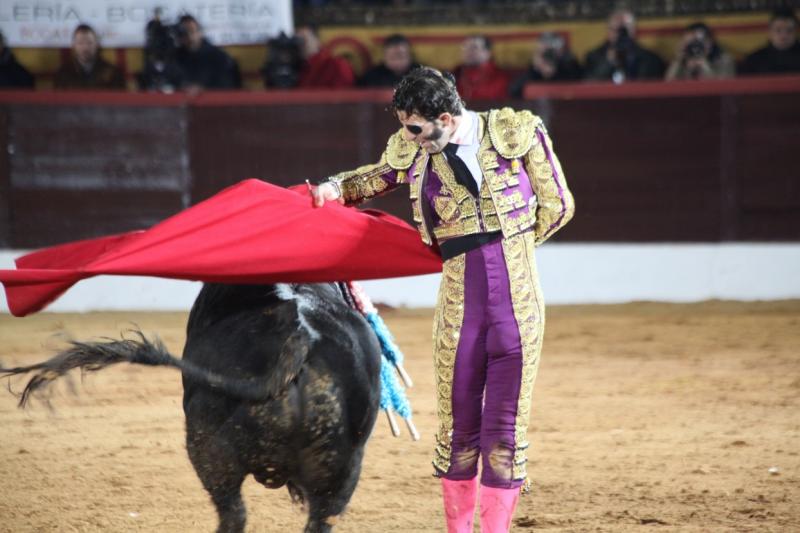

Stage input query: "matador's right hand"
[{"left": 310, "top": 181, "right": 343, "bottom": 208}]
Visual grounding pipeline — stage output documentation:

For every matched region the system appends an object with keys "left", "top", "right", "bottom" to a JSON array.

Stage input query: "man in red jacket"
[
  {"left": 296, "top": 25, "right": 355, "bottom": 89},
  {"left": 454, "top": 35, "right": 510, "bottom": 101}
]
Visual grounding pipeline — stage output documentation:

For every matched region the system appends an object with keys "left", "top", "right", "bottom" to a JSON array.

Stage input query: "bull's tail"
[{"left": 1, "top": 330, "right": 309, "bottom": 407}]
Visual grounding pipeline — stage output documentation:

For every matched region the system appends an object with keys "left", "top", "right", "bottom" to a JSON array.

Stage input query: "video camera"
[
  {"left": 145, "top": 15, "right": 183, "bottom": 64},
  {"left": 615, "top": 26, "right": 635, "bottom": 54},
  {"left": 261, "top": 32, "right": 303, "bottom": 89},
  {"left": 139, "top": 10, "right": 184, "bottom": 92}
]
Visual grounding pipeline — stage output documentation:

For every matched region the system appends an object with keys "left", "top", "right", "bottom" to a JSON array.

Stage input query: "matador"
[{"left": 312, "top": 67, "right": 574, "bottom": 532}]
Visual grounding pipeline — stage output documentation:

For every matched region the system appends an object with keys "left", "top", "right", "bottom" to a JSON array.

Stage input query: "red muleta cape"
[{"left": 0, "top": 179, "right": 443, "bottom": 317}]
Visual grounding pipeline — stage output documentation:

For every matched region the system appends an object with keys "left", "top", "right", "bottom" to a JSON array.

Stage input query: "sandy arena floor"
[{"left": 0, "top": 301, "right": 798, "bottom": 532}]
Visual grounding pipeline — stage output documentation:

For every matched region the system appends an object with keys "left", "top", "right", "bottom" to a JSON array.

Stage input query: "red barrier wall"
[{"left": 1, "top": 75, "right": 798, "bottom": 248}]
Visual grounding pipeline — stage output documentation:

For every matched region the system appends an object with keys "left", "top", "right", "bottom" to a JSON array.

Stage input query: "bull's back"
[{"left": 180, "top": 282, "right": 381, "bottom": 461}]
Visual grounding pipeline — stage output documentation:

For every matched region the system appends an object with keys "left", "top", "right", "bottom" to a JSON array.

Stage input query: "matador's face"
[{"left": 396, "top": 110, "right": 455, "bottom": 154}]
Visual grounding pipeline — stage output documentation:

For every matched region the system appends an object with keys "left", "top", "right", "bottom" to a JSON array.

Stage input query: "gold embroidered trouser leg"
[{"left": 432, "top": 232, "right": 545, "bottom": 488}]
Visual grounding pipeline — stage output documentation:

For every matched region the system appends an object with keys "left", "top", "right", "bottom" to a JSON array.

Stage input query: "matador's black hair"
[{"left": 391, "top": 66, "right": 463, "bottom": 121}]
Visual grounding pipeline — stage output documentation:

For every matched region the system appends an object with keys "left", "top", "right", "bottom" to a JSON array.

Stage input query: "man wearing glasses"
[{"left": 311, "top": 66, "right": 573, "bottom": 533}]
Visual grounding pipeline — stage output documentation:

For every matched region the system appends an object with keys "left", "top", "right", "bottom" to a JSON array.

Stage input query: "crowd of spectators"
[{"left": 0, "top": 7, "right": 798, "bottom": 94}]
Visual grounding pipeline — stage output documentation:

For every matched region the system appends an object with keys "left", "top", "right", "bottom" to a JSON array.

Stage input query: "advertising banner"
[{"left": 0, "top": 1, "right": 293, "bottom": 47}]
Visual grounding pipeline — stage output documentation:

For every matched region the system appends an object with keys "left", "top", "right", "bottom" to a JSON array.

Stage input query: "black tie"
[{"left": 443, "top": 143, "right": 479, "bottom": 197}]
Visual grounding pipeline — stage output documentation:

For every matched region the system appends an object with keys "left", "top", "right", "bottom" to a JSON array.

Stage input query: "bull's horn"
[
  {"left": 384, "top": 409, "right": 401, "bottom": 437},
  {"left": 405, "top": 418, "right": 420, "bottom": 441}
]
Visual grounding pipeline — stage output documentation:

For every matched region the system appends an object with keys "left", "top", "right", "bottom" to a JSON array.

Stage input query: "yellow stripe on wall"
[{"left": 13, "top": 11, "right": 773, "bottom": 90}]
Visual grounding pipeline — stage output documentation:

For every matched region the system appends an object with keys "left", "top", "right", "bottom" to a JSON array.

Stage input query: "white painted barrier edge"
[{"left": 2, "top": 243, "right": 799, "bottom": 313}]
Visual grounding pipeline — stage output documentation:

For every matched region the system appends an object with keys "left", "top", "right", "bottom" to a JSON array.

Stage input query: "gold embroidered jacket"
[{"left": 328, "top": 107, "right": 574, "bottom": 248}]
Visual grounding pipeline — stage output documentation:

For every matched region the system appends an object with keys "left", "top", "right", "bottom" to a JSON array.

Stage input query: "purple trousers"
[{"left": 432, "top": 232, "right": 544, "bottom": 489}]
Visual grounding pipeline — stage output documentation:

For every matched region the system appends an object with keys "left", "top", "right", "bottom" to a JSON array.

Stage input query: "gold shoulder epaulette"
[
  {"left": 385, "top": 128, "right": 420, "bottom": 170},
  {"left": 487, "top": 108, "right": 543, "bottom": 159}
]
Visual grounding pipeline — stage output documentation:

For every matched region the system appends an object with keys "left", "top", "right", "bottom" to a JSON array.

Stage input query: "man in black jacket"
[
  {"left": 54, "top": 24, "right": 126, "bottom": 90},
  {"left": 359, "top": 34, "right": 419, "bottom": 88},
  {"left": 0, "top": 32, "right": 34, "bottom": 89},
  {"left": 509, "top": 32, "right": 582, "bottom": 98},
  {"left": 175, "top": 14, "right": 241, "bottom": 91},
  {"left": 584, "top": 7, "right": 665, "bottom": 83},
  {"left": 740, "top": 8, "right": 800, "bottom": 75}
]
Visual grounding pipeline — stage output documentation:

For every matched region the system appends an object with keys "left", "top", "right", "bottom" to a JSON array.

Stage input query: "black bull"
[{"left": 1, "top": 282, "right": 382, "bottom": 533}]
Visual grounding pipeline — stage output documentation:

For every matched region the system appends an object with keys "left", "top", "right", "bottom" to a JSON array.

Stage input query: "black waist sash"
[{"left": 439, "top": 231, "right": 502, "bottom": 261}]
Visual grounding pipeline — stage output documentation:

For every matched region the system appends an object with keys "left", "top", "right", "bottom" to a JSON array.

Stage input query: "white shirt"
[{"left": 448, "top": 109, "right": 483, "bottom": 190}]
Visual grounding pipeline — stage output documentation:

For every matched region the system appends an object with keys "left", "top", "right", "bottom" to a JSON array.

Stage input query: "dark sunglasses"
[{"left": 405, "top": 123, "right": 425, "bottom": 135}]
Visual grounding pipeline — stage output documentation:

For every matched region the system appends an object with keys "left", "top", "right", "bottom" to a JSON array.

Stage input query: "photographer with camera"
[
  {"left": 138, "top": 8, "right": 184, "bottom": 92},
  {"left": 174, "top": 14, "right": 241, "bottom": 93},
  {"left": 665, "top": 22, "right": 734, "bottom": 81},
  {"left": 261, "top": 25, "right": 355, "bottom": 89},
  {"left": 508, "top": 32, "right": 582, "bottom": 98},
  {"left": 261, "top": 32, "right": 303, "bottom": 89},
  {"left": 295, "top": 25, "right": 355, "bottom": 89},
  {"left": 584, "top": 7, "right": 665, "bottom": 83}
]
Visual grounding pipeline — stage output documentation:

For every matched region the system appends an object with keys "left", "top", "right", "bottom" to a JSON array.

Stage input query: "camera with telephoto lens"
[
  {"left": 144, "top": 16, "right": 183, "bottom": 63},
  {"left": 542, "top": 47, "right": 559, "bottom": 65},
  {"left": 261, "top": 32, "right": 303, "bottom": 89},
  {"left": 685, "top": 38, "right": 707, "bottom": 59},
  {"left": 139, "top": 12, "right": 184, "bottom": 92},
  {"left": 615, "top": 26, "right": 635, "bottom": 54},
  {"left": 538, "top": 32, "right": 565, "bottom": 69}
]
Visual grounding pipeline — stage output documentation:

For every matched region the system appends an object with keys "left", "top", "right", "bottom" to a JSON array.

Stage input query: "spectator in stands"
[
  {"left": 138, "top": 9, "right": 184, "bottom": 93},
  {"left": 584, "top": 7, "right": 665, "bottom": 83},
  {"left": 296, "top": 25, "right": 355, "bottom": 88},
  {"left": 175, "top": 14, "right": 241, "bottom": 92},
  {"left": 665, "top": 22, "right": 735, "bottom": 80},
  {"left": 54, "top": 24, "right": 126, "bottom": 90},
  {"left": 359, "top": 34, "right": 419, "bottom": 88},
  {"left": 508, "top": 32, "right": 582, "bottom": 97},
  {"left": 261, "top": 32, "right": 304, "bottom": 89},
  {"left": 453, "top": 35, "right": 510, "bottom": 100},
  {"left": 740, "top": 8, "right": 800, "bottom": 75},
  {"left": 0, "top": 32, "right": 34, "bottom": 89}
]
